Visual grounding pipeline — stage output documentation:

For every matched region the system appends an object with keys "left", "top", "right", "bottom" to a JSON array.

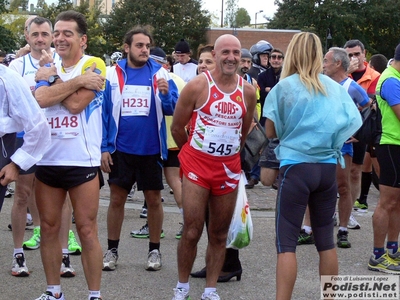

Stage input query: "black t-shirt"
[{"left": 351, "top": 69, "right": 366, "bottom": 82}]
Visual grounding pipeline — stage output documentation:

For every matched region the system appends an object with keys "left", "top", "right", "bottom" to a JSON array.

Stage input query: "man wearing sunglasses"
[
  {"left": 343, "top": 39, "right": 380, "bottom": 232},
  {"left": 257, "top": 48, "right": 284, "bottom": 127}
]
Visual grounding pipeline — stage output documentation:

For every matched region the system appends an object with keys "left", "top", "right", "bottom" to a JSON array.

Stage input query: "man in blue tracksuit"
[{"left": 101, "top": 26, "right": 178, "bottom": 272}]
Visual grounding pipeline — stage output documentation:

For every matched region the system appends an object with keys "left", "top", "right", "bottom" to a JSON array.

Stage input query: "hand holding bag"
[
  {"left": 226, "top": 171, "right": 254, "bottom": 249},
  {"left": 242, "top": 119, "right": 268, "bottom": 172}
]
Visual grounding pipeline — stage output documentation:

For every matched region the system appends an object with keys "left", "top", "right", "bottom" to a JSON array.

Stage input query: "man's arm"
[
  {"left": 241, "top": 82, "right": 257, "bottom": 148},
  {"left": 171, "top": 76, "right": 204, "bottom": 149},
  {"left": 35, "top": 62, "right": 105, "bottom": 114},
  {"left": 265, "top": 119, "right": 277, "bottom": 139},
  {"left": 158, "top": 76, "right": 179, "bottom": 116},
  {"left": 392, "top": 104, "right": 400, "bottom": 120},
  {"left": 1, "top": 69, "right": 51, "bottom": 173},
  {"left": 380, "top": 78, "right": 400, "bottom": 120}
]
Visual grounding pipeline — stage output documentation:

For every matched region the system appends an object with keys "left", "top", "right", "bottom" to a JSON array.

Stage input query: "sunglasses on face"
[
  {"left": 348, "top": 52, "right": 361, "bottom": 58},
  {"left": 271, "top": 55, "right": 283, "bottom": 59}
]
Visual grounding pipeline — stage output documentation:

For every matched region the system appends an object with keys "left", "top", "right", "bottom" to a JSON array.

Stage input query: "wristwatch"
[{"left": 48, "top": 75, "right": 60, "bottom": 85}]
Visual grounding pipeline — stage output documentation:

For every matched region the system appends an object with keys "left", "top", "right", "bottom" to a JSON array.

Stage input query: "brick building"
[{"left": 206, "top": 28, "right": 301, "bottom": 54}]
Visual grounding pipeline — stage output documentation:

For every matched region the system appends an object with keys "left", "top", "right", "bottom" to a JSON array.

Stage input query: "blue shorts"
[{"left": 341, "top": 142, "right": 353, "bottom": 157}]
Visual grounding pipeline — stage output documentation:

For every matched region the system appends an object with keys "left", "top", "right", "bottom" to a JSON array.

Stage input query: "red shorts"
[{"left": 178, "top": 143, "right": 241, "bottom": 196}]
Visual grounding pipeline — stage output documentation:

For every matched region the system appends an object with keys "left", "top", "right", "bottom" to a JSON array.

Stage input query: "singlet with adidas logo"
[{"left": 187, "top": 70, "right": 247, "bottom": 157}]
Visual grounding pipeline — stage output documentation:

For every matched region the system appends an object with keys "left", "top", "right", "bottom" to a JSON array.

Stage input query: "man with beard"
[
  {"left": 237, "top": 48, "right": 259, "bottom": 90},
  {"left": 101, "top": 26, "right": 178, "bottom": 272}
]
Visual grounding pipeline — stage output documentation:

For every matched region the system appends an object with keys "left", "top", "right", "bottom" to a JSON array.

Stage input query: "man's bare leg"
[
  {"left": 35, "top": 179, "right": 66, "bottom": 285},
  {"left": 69, "top": 175, "right": 102, "bottom": 290}
]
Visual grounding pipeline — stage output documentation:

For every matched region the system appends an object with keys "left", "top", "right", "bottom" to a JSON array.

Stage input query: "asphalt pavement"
[{"left": 0, "top": 176, "right": 381, "bottom": 300}]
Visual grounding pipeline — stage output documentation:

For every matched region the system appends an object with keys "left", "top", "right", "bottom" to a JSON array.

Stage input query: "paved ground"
[{"left": 0, "top": 176, "right": 381, "bottom": 300}]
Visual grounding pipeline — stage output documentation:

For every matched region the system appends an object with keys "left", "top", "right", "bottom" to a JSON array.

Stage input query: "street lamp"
[
  {"left": 221, "top": 0, "right": 224, "bottom": 28},
  {"left": 325, "top": 28, "right": 332, "bottom": 53},
  {"left": 255, "top": 10, "right": 263, "bottom": 29}
]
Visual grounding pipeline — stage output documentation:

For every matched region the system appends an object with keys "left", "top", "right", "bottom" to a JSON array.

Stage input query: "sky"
[
  {"left": 34, "top": 0, "right": 278, "bottom": 25},
  {"left": 201, "top": 0, "right": 278, "bottom": 26}
]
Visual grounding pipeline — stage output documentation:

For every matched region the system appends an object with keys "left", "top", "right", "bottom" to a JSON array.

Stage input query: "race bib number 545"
[{"left": 202, "top": 126, "right": 240, "bottom": 156}]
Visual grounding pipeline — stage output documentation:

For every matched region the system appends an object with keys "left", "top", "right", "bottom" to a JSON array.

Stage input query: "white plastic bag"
[{"left": 226, "top": 171, "right": 253, "bottom": 249}]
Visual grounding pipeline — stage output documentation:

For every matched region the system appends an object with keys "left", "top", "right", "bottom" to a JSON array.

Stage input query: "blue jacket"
[{"left": 101, "top": 59, "right": 179, "bottom": 160}]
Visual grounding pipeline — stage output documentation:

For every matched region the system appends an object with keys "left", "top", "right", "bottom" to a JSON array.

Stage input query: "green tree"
[
  {"left": 36, "top": 0, "right": 48, "bottom": 10},
  {"left": 268, "top": 0, "right": 399, "bottom": 58},
  {"left": 235, "top": 7, "right": 250, "bottom": 27},
  {"left": 0, "top": 0, "right": 9, "bottom": 13},
  {"left": 9, "top": 0, "right": 28, "bottom": 11},
  {"left": 225, "top": 0, "right": 238, "bottom": 27},
  {"left": 1, "top": 13, "right": 28, "bottom": 49},
  {"left": 0, "top": 25, "right": 17, "bottom": 52},
  {"left": 104, "top": 0, "right": 210, "bottom": 57},
  {"left": 39, "top": 0, "right": 108, "bottom": 58}
]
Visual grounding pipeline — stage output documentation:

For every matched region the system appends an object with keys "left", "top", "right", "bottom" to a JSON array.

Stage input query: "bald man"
[{"left": 171, "top": 34, "right": 256, "bottom": 300}]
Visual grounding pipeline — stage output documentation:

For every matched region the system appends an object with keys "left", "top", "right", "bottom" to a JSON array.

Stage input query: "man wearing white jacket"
[{"left": 0, "top": 65, "right": 50, "bottom": 210}]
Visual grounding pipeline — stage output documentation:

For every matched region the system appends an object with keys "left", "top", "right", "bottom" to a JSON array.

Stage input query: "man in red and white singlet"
[{"left": 171, "top": 34, "right": 256, "bottom": 300}]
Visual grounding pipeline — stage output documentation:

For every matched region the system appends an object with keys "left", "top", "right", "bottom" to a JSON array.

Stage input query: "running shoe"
[
  {"left": 333, "top": 212, "right": 338, "bottom": 226},
  {"left": 353, "top": 200, "right": 368, "bottom": 212},
  {"left": 130, "top": 223, "right": 165, "bottom": 238},
  {"left": 35, "top": 292, "right": 65, "bottom": 300},
  {"left": 8, "top": 219, "right": 35, "bottom": 231},
  {"left": 368, "top": 253, "right": 400, "bottom": 274},
  {"left": 175, "top": 222, "right": 183, "bottom": 240},
  {"left": 140, "top": 207, "right": 148, "bottom": 218},
  {"left": 172, "top": 288, "right": 190, "bottom": 300},
  {"left": 388, "top": 250, "right": 400, "bottom": 263},
  {"left": 60, "top": 255, "right": 76, "bottom": 277},
  {"left": 26, "top": 214, "right": 34, "bottom": 229},
  {"left": 337, "top": 230, "right": 351, "bottom": 248},
  {"left": 127, "top": 183, "right": 137, "bottom": 199},
  {"left": 201, "top": 291, "right": 220, "bottom": 300},
  {"left": 347, "top": 213, "right": 361, "bottom": 229},
  {"left": 7, "top": 185, "right": 14, "bottom": 194},
  {"left": 102, "top": 248, "right": 118, "bottom": 271},
  {"left": 11, "top": 253, "right": 29, "bottom": 277},
  {"left": 68, "top": 230, "right": 82, "bottom": 255},
  {"left": 297, "top": 229, "right": 315, "bottom": 245},
  {"left": 4, "top": 190, "right": 12, "bottom": 198},
  {"left": 146, "top": 249, "right": 162, "bottom": 271},
  {"left": 23, "top": 226, "right": 40, "bottom": 250},
  {"left": 89, "top": 298, "right": 103, "bottom": 300}
]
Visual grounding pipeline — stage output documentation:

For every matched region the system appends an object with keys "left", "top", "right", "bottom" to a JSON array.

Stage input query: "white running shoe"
[
  {"left": 35, "top": 292, "right": 65, "bottom": 300},
  {"left": 102, "top": 248, "right": 118, "bottom": 271},
  {"left": 348, "top": 213, "right": 361, "bottom": 229},
  {"left": 11, "top": 253, "right": 29, "bottom": 277},
  {"left": 172, "top": 288, "right": 190, "bottom": 300},
  {"left": 146, "top": 249, "right": 162, "bottom": 271},
  {"left": 60, "top": 255, "right": 76, "bottom": 277},
  {"left": 201, "top": 291, "right": 221, "bottom": 300}
]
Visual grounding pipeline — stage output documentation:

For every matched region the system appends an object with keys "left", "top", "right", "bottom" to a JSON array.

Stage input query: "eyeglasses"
[
  {"left": 271, "top": 55, "right": 283, "bottom": 59},
  {"left": 348, "top": 52, "right": 361, "bottom": 58}
]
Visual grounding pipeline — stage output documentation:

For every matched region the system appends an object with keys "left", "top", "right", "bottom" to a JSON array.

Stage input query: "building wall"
[{"left": 206, "top": 28, "right": 301, "bottom": 54}]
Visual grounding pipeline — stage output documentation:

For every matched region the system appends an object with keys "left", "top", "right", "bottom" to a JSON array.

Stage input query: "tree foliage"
[
  {"left": 225, "top": 0, "right": 238, "bottom": 27},
  {"left": 0, "top": 25, "right": 17, "bottom": 52},
  {"left": 235, "top": 7, "right": 251, "bottom": 28},
  {"left": 0, "top": 0, "right": 9, "bottom": 13},
  {"left": 268, "top": 0, "right": 400, "bottom": 58},
  {"left": 38, "top": 0, "right": 107, "bottom": 58},
  {"left": 1, "top": 13, "right": 27, "bottom": 49},
  {"left": 9, "top": 0, "right": 28, "bottom": 11},
  {"left": 104, "top": 0, "right": 210, "bottom": 57}
]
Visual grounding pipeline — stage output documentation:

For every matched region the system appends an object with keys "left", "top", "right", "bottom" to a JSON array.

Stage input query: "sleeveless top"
[{"left": 187, "top": 70, "right": 247, "bottom": 157}]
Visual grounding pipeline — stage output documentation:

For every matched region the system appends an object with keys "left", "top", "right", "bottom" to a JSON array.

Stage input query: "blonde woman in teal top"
[{"left": 263, "top": 32, "right": 362, "bottom": 300}]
